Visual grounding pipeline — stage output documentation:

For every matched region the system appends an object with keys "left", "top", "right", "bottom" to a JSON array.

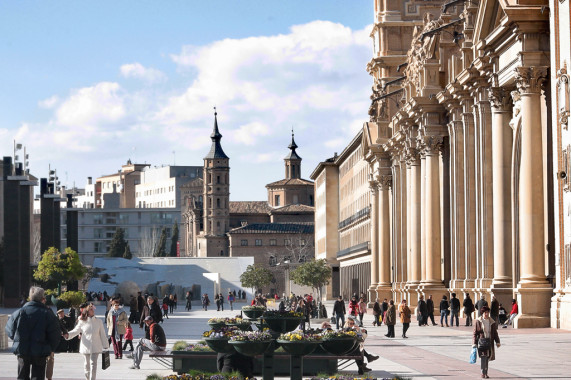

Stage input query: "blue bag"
[{"left": 469, "top": 347, "right": 477, "bottom": 364}]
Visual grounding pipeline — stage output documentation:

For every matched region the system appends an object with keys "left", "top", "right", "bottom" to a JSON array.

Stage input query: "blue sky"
[{"left": 0, "top": 1, "right": 373, "bottom": 201}]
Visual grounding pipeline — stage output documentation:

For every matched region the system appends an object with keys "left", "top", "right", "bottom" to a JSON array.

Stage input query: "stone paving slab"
[{"left": 1, "top": 305, "right": 570, "bottom": 379}]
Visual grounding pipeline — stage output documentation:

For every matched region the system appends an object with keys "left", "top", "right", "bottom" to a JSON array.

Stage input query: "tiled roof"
[
  {"left": 229, "top": 201, "right": 272, "bottom": 214},
  {"left": 270, "top": 204, "right": 314, "bottom": 213},
  {"left": 228, "top": 222, "right": 314, "bottom": 234},
  {"left": 266, "top": 178, "right": 314, "bottom": 187}
]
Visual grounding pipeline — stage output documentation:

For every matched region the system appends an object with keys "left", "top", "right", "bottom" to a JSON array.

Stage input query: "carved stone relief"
[{"left": 515, "top": 66, "right": 548, "bottom": 95}]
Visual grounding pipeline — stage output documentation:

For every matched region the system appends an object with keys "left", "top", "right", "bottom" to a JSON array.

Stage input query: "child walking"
[{"left": 122, "top": 322, "right": 134, "bottom": 351}]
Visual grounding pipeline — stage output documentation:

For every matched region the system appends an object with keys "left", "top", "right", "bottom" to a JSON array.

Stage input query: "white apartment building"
[{"left": 135, "top": 165, "right": 202, "bottom": 209}]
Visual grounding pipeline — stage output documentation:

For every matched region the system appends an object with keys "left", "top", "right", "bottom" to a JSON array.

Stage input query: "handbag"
[
  {"left": 101, "top": 351, "right": 111, "bottom": 370},
  {"left": 330, "top": 316, "right": 336, "bottom": 324},
  {"left": 478, "top": 337, "right": 491, "bottom": 350},
  {"left": 469, "top": 347, "right": 477, "bottom": 364}
]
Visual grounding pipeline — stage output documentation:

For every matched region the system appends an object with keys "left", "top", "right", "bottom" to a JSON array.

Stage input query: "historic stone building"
[{"left": 314, "top": 0, "right": 571, "bottom": 328}]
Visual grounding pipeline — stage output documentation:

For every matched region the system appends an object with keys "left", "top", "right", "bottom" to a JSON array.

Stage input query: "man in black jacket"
[
  {"left": 332, "top": 296, "right": 346, "bottom": 329},
  {"left": 5, "top": 286, "right": 61, "bottom": 380},
  {"left": 139, "top": 296, "right": 163, "bottom": 331},
  {"left": 426, "top": 295, "right": 437, "bottom": 325},
  {"left": 417, "top": 295, "right": 428, "bottom": 326},
  {"left": 450, "top": 293, "right": 461, "bottom": 327}
]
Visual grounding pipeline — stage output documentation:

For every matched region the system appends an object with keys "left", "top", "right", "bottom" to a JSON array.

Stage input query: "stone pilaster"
[
  {"left": 488, "top": 87, "right": 515, "bottom": 306},
  {"left": 368, "top": 178, "right": 380, "bottom": 306},
  {"left": 405, "top": 147, "right": 421, "bottom": 306},
  {"left": 513, "top": 66, "right": 552, "bottom": 328},
  {"left": 376, "top": 174, "right": 393, "bottom": 302}
]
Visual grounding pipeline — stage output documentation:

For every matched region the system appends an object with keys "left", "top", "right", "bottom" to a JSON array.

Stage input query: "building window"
[
  {"left": 241, "top": 240, "right": 248, "bottom": 246},
  {"left": 217, "top": 175, "right": 220, "bottom": 184},
  {"left": 309, "top": 195, "right": 314, "bottom": 206},
  {"left": 300, "top": 239, "right": 306, "bottom": 246},
  {"left": 293, "top": 195, "right": 299, "bottom": 204},
  {"left": 275, "top": 195, "right": 280, "bottom": 206},
  {"left": 270, "top": 239, "right": 277, "bottom": 246},
  {"left": 284, "top": 239, "right": 291, "bottom": 245},
  {"left": 217, "top": 198, "right": 221, "bottom": 208},
  {"left": 255, "top": 239, "right": 262, "bottom": 246}
]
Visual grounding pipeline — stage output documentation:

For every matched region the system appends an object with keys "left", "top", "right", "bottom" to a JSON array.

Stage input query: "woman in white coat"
[{"left": 66, "top": 303, "right": 109, "bottom": 380}]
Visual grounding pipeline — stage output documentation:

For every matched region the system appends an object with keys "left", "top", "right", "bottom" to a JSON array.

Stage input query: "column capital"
[
  {"left": 515, "top": 66, "right": 548, "bottom": 95},
  {"left": 377, "top": 175, "right": 392, "bottom": 191},
  {"left": 488, "top": 87, "right": 513, "bottom": 112},
  {"left": 420, "top": 136, "right": 444, "bottom": 156},
  {"left": 405, "top": 147, "right": 421, "bottom": 166}
]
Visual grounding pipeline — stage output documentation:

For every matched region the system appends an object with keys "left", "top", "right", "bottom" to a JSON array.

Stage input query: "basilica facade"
[{"left": 315, "top": 0, "right": 571, "bottom": 329}]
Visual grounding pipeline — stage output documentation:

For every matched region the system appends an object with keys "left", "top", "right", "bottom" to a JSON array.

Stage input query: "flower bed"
[
  {"left": 278, "top": 331, "right": 322, "bottom": 342},
  {"left": 242, "top": 305, "right": 266, "bottom": 319},
  {"left": 172, "top": 341, "right": 213, "bottom": 353},
  {"left": 229, "top": 330, "right": 272, "bottom": 342}
]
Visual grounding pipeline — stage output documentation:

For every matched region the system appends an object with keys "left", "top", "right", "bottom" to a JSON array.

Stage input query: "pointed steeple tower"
[
  {"left": 204, "top": 108, "right": 229, "bottom": 160},
  {"left": 202, "top": 107, "right": 230, "bottom": 246},
  {"left": 284, "top": 128, "right": 302, "bottom": 179}
]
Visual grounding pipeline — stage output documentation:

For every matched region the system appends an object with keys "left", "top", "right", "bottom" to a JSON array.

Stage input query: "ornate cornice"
[
  {"left": 515, "top": 66, "right": 548, "bottom": 95},
  {"left": 488, "top": 87, "right": 512, "bottom": 112}
]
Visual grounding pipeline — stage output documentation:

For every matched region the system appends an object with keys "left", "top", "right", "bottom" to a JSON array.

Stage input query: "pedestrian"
[
  {"left": 381, "top": 298, "right": 388, "bottom": 326},
  {"left": 427, "top": 295, "right": 437, "bottom": 325},
  {"left": 139, "top": 296, "right": 162, "bottom": 332},
  {"left": 502, "top": 299, "right": 518, "bottom": 328},
  {"left": 384, "top": 300, "right": 396, "bottom": 338},
  {"left": 238, "top": 289, "right": 242, "bottom": 300},
  {"left": 348, "top": 295, "right": 359, "bottom": 318},
  {"left": 475, "top": 295, "right": 488, "bottom": 317},
  {"left": 332, "top": 296, "right": 346, "bottom": 329},
  {"left": 169, "top": 294, "right": 175, "bottom": 314},
  {"left": 215, "top": 293, "right": 221, "bottom": 311},
  {"left": 122, "top": 322, "right": 134, "bottom": 352},
  {"left": 5, "top": 286, "right": 60, "bottom": 380},
  {"left": 439, "top": 295, "right": 450, "bottom": 327},
  {"left": 185, "top": 290, "right": 193, "bottom": 311},
  {"left": 128, "top": 295, "right": 138, "bottom": 324},
  {"left": 472, "top": 306, "right": 501, "bottom": 378},
  {"left": 450, "top": 293, "right": 460, "bottom": 327},
  {"left": 106, "top": 298, "right": 128, "bottom": 359},
  {"left": 372, "top": 299, "right": 381, "bottom": 326},
  {"left": 130, "top": 316, "right": 166, "bottom": 370},
  {"left": 463, "top": 293, "right": 475, "bottom": 326},
  {"left": 417, "top": 295, "right": 428, "bottom": 326},
  {"left": 498, "top": 304, "right": 507, "bottom": 324},
  {"left": 66, "top": 303, "right": 110, "bottom": 380},
  {"left": 202, "top": 293, "right": 210, "bottom": 311},
  {"left": 358, "top": 297, "right": 367, "bottom": 326},
  {"left": 490, "top": 296, "right": 500, "bottom": 324},
  {"left": 219, "top": 293, "right": 225, "bottom": 311},
  {"left": 228, "top": 291, "right": 235, "bottom": 311},
  {"left": 136, "top": 292, "right": 145, "bottom": 322},
  {"left": 398, "top": 299, "right": 411, "bottom": 338},
  {"left": 173, "top": 293, "right": 178, "bottom": 310},
  {"left": 161, "top": 296, "right": 169, "bottom": 319}
]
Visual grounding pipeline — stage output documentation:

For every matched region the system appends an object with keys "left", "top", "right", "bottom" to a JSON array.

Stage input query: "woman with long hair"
[
  {"left": 66, "top": 303, "right": 109, "bottom": 380},
  {"left": 106, "top": 298, "right": 128, "bottom": 359}
]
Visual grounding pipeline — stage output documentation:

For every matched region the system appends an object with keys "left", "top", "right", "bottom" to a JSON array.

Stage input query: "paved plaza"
[{"left": 1, "top": 302, "right": 571, "bottom": 379}]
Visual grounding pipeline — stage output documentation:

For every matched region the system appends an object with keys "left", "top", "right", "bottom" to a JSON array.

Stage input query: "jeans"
[
  {"left": 466, "top": 312, "right": 473, "bottom": 326},
  {"left": 133, "top": 338, "right": 164, "bottom": 368},
  {"left": 335, "top": 314, "right": 345, "bottom": 329},
  {"left": 450, "top": 310, "right": 459, "bottom": 326},
  {"left": 18, "top": 355, "right": 48, "bottom": 380},
  {"left": 440, "top": 310, "right": 448, "bottom": 326},
  {"left": 402, "top": 322, "right": 409, "bottom": 337},
  {"left": 480, "top": 354, "right": 489, "bottom": 375},
  {"left": 82, "top": 353, "right": 99, "bottom": 380}
]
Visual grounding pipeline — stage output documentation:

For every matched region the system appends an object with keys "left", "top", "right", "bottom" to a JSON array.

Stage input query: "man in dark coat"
[
  {"left": 463, "top": 293, "right": 475, "bottom": 326},
  {"left": 450, "top": 293, "right": 461, "bottom": 327},
  {"left": 136, "top": 292, "right": 146, "bottom": 322},
  {"left": 426, "top": 295, "right": 437, "bottom": 325},
  {"left": 139, "top": 296, "right": 163, "bottom": 332},
  {"left": 332, "top": 296, "right": 346, "bottom": 329},
  {"left": 475, "top": 295, "right": 488, "bottom": 317},
  {"left": 5, "top": 286, "right": 61, "bottom": 380},
  {"left": 417, "top": 295, "right": 428, "bottom": 326}
]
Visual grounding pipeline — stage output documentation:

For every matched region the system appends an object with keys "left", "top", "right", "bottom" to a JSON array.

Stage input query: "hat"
[
  {"left": 56, "top": 309, "right": 65, "bottom": 314},
  {"left": 144, "top": 316, "right": 154, "bottom": 322}
]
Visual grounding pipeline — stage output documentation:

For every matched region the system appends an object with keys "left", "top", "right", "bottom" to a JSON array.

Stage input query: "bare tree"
[
  {"left": 268, "top": 233, "right": 314, "bottom": 265},
  {"left": 138, "top": 226, "right": 161, "bottom": 257}
]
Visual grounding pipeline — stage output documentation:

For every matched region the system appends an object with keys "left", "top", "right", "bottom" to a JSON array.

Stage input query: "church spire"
[
  {"left": 284, "top": 127, "right": 301, "bottom": 179},
  {"left": 285, "top": 127, "right": 301, "bottom": 160},
  {"left": 204, "top": 107, "right": 229, "bottom": 159}
]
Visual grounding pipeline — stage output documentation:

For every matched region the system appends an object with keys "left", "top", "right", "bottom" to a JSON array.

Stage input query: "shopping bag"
[
  {"left": 469, "top": 347, "right": 477, "bottom": 364},
  {"left": 102, "top": 351, "right": 111, "bottom": 370}
]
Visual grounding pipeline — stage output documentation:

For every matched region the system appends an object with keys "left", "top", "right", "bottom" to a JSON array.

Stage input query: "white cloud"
[
  {"left": 120, "top": 63, "right": 166, "bottom": 84},
  {"left": 230, "top": 122, "right": 269, "bottom": 145},
  {"left": 38, "top": 95, "right": 59, "bottom": 109}
]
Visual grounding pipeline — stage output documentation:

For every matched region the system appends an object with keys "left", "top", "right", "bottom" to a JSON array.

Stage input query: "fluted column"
[
  {"left": 398, "top": 159, "right": 408, "bottom": 294},
  {"left": 488, "top": 87, "right": 513, "bottom": 296},
  {"left": 513, "top": 66, "right": 551, "bottom": 328},
  {"left": 421, "top": 136, "right": 446, "bottom": 289},
  {"left": 377, "top": 175, "right": 393, "bottom": 301},
  {"left": 368, "top": 179, "right": 380, "bottom": 306},
  {"left": 420, "top": 154, "right": 426, "bottom": 283},
  {"left": 407, "top": 148, "right": 422, "bottom": 300}
]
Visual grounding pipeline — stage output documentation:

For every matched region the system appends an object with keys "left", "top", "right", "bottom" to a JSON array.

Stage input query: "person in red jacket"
[
  {"left": 502, "top": 299, "right": 518, "bottom": 328},
  {"left": 122, "top": 322, "right": 134, "bottom": 352},
  {"left": 348, "top": 295, "right": 359, "bottom": 317}
]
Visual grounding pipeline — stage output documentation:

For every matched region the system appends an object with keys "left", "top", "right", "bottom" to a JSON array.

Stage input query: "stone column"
[
  {"left": 420, "top": 136, "right": 446, "bottom": 291},
  {"left": 420, "top": 154, "right": 426, "bottom": 283},
  {"left": 368, "top": 179, "right": 380, "bottom": 306},
  {"left": 398, "top": 159, "right": 408, "bottom": 298},
  {"left": 513, "top": 66, "right": 552, "bottom": 328},
  {"left": 406, "top": 148, "right": 421, "bottom": 306},
  {"left": 377, "top": 175, "right": 393, "bottom": 301},
  {"left": 488, "top": 87, "right": 514, "bottom": 305}
]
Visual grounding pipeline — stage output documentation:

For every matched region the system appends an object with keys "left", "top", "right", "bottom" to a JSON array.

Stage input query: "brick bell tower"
[{"left": 199, "top": 108, "right": 230, "bottom": 257}]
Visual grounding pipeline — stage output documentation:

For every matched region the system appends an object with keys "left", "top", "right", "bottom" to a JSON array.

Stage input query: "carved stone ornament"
[
  {"left": 511, "top": 90, "right": 522, "bottom": 118},
  {"left": 557, "top": 66, "right": 570, "bottom": 130},
  {"left": 377, "top": 175, "right": 392, "bottom": 191},
  {"left": 422, "top": 136, "right": 444, "bottom": 156},
  {"left": 405, "top": 148, "right": 421, "bottom": 166},
  {"left": 488, "top": 87, "right": 512, "bottom": 112},
  {"left": 515, "top": 66, "right": 548, "bottom": 95}
]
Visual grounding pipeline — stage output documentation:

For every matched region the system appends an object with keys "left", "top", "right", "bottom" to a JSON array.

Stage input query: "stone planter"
[
  {"left": 276, "top": 340, "right": 320, "bottom": 356},
  {"left": 229, "top": 340, "right": 272, "bottom": 356},
  {"left": 207, "top": 322, "right": 226, "bottom": 330},
  {"left": 204, "top": 338, "right": 235, "bottom": 354},
  {"left": 242, "top": 307, "right": 265, "bottom": 319},
  {"left": 263, "top": 317, "right": 303, "bottom": 333},
  {"left": 320, "top": 336, "right": 357, "bottom": 355}
]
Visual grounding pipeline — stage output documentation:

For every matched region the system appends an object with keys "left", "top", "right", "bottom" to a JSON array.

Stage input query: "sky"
[{"left": 0, "top": 0, "right": 373, "bottom": 201}]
